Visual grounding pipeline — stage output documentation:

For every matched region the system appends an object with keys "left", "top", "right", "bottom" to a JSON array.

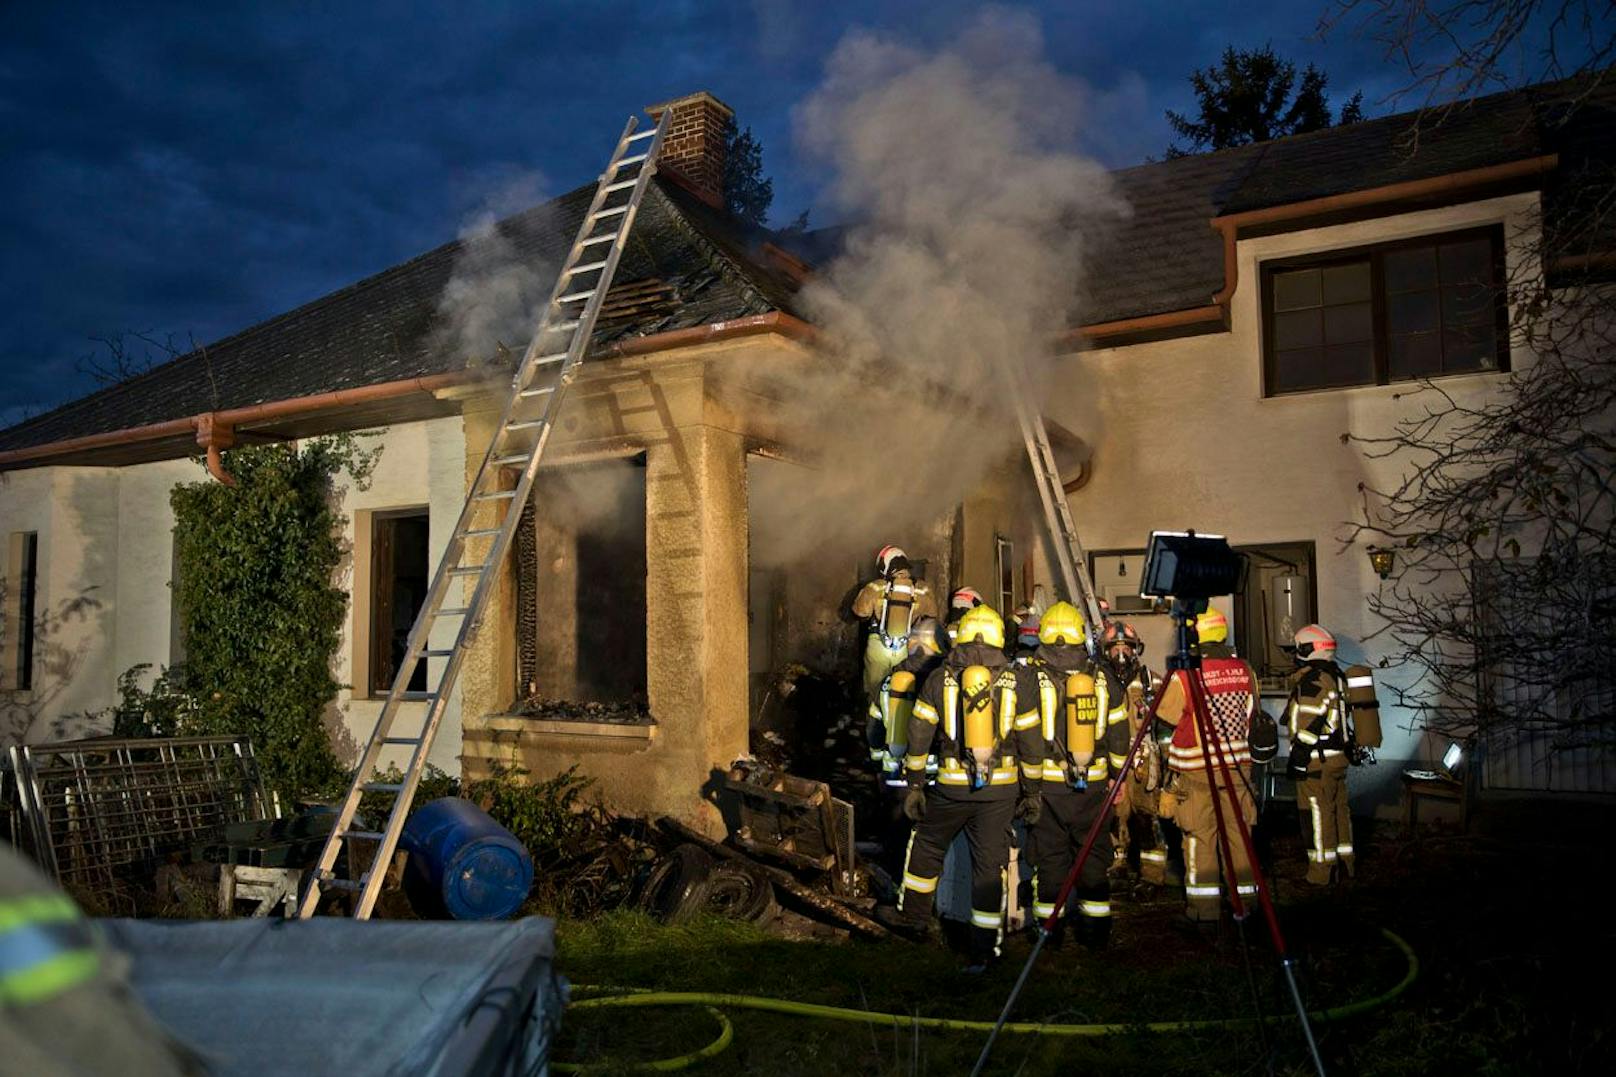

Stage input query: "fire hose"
[{"left": 551, "top": 926, "right": 1418, "bottom": 1072}]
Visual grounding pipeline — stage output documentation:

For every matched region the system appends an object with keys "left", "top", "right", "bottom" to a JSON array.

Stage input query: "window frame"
[
  {"left": 368, "top": 507, "right": 431, "bottom": 698},
  {"left": 1261, "top": 224, "right": 1511, "bottom": 397},
  {"left": 5, "top": 532, "right": 39, "bottom": 692}
]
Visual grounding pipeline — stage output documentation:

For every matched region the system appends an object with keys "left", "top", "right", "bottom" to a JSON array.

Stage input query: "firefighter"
[
  {"left": 1101, "top": 620, "right": 1177, "bottom": 886},
  {"left": 1024, "top": 602, "right": 1124, "bottom": 948},
  {"left": 1010, "top": 605, "right": 1042, "bottom": 666},
  {"left": 1154, "top": 608, "right": 1263, "bottom": 923},
  {"left": 0, "top": 845, "right": 203, "bottom": 1076},
  {"left": 881, "top": 605, "right": 1042, "bottom": 971},
  {"left": 867, "top": 617, "right": 946, "bottom": 874},
  {"left": 1284, "top": 624, "right": 1381, "bottom": 885},
  {"left": 942, "top": 586, "right": 984, "bottom": 643},
  {"left": 850, "top": 545, "right": 938, "bottom": 701}
]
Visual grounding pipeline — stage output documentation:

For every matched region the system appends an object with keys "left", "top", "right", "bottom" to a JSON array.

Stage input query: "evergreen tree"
[
  {"left": 723, "top": 121, "right": 773, "bottom": 227},
  {"left": 1166, "top": 45, "right": 1363, "bottom": 157}
]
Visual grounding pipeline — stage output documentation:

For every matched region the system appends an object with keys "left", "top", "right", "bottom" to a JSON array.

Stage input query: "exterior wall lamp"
[{"left": 1367, "top": 546, "right": 1395, "bottom": 579}]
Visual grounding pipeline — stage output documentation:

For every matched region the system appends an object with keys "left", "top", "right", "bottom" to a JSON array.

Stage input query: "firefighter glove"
[
  {"left": 1015, "top": 793, "right": 1042, "bottom": 826},
  {"left": 1286, "top": 744, "right": 1313, "bottom": 779},
  {"left": 866, "top": 715, "right": 887, "bottom": 752},
  {"left": 902, "top": 788, "right": 928, "bottom": 823}
]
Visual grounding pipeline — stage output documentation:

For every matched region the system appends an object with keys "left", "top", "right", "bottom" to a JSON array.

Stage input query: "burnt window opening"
[
  {"left": 516, "top": 457, "right": 648, "bottom": 707},
  {"left": 6, "top": 532, "right": 38, "bottom": 691},
  {"left": 1262, "top": 226, "right": 1509, "bottom": 395},
  {"left": 370, "top": 510, "right": 430, "bottom": 696}
]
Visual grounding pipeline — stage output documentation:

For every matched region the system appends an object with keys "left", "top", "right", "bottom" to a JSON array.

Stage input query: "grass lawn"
[{"left": 549, "top": 812, "right": 1610, "bottom": 1075}]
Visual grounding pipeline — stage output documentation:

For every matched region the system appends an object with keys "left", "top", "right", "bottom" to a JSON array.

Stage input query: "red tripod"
[{"left": 970, "top": 601, "right": 1326, "bottom": 1077}]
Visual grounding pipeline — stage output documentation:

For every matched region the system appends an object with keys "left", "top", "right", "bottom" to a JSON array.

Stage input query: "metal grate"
[{"left": 5, "top": 735, "right": 271, "bottom": 903}]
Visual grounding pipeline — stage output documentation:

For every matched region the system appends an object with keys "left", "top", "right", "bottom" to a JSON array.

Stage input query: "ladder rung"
[
  {"left": 557, "top": 289, "right": 597, "bottom": 303},
  {"left": 459, "top": 528, "right": 501, "bottom": 538},
  {"left": 321, "top": 877, "right": 365, "bottom": 893},
  {"left": 544, "top": 319, "right": 581, "bottom": 333},
  {"left": 592, "top": 205, "right": 629, "bottom": 220},
  {"left": 343, "top": 830, "right": 386, "bottom": 842},
  {"left": 399, "top": 690, "right": 436, "bottom": 701},
  {"left": 579, "top": 231, "right": 620, "bottom": 247},
  {"left": 473, "top": 490, "right": 517, "bottom": 500},
  {"left": 417, "top": 648, "right": 454, "bottom": 658},
  {"left": 519, "top": 386, "right": 555, "bottom": 399},
  {"left": 435, "top": 608, "right": 469, "bottom": 617},
  {"left": 615, "top": 153, "right": 648, "bottom": 168},
  {"left": 363, "top": 783, "right": 403, "bottom": 794},
  {"left": 530, "top": 351, "right": 570, "bottom": 366},
  {"left": 504, "top": 418, "right": 547, "bottom": 432},
  {"left": 492, "top": 452, "right": 530, "bottom": 466},
  {"left": 568, "top": 260, "right": 608, "bottom": 275},
  {"left": 381, "top": 737, "right": 420, "bottom": 746},
  {"left": 603, "top": 179, "right": 638, "bottom": 193},
  {"left": 626, "top": 129, "right": 657, "bottom": 142},
  {"left": 447, "top": 565, "right": 486, "bottom": 576}
]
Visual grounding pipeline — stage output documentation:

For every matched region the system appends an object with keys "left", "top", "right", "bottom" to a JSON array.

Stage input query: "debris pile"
[{"left": 509, "top": 695, "right": 655, "bottom": 726}]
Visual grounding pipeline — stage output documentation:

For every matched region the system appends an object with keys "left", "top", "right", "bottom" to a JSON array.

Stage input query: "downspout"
[{"left": 196, "top": 414, "right": 236, "bottom": 486}]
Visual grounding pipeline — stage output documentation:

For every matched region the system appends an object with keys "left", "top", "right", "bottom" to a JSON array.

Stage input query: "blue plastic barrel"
[{"left": 400, "top": 797, "right": 534, "bottom": 920}]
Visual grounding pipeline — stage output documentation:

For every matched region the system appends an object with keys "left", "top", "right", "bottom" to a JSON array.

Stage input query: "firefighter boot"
[{"left": 1076, "top": 910, "right": 1112, "bottom": 951}]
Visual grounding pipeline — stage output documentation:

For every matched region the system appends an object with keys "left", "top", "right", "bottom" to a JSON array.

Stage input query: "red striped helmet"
[{"left": 1293, "top": 624, "right": 1337, "bottom": 660}]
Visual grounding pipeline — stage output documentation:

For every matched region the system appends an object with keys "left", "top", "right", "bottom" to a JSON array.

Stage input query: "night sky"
[{"left": 0, "top": 1, "right": 1528, "bottom": 427}]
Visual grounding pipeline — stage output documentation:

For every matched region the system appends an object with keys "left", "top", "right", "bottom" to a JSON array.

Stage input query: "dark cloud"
[{"left": 0, "top": 1, "right": 1566, "bottom": 423}]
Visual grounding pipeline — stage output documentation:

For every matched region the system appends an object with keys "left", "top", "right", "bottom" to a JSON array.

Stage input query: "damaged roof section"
[{"left": 0, "top": 176, "right": 803, "bottom": 459}]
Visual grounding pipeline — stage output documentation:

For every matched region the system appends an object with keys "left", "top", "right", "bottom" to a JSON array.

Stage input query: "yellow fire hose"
[{"left": 553, "top": 926, "right": 1418, "bottom": 1072}]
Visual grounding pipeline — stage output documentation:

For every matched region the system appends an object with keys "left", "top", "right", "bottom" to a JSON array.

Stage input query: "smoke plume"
[{"left": 749, "top": 9, "right": 1127, "bottom": 569}]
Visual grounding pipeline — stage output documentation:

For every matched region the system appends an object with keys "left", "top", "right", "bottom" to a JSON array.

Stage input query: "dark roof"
[
  {"left": 5, "top": 74, "right": 1611, "bottom": 455},
  {"left": 0, "top": 177, "right": 799, "bottom": 454}
]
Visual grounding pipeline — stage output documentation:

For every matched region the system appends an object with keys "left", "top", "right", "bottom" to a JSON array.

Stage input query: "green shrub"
[{"left": 169, "top": 435, "right": 380, "bottom": 801}]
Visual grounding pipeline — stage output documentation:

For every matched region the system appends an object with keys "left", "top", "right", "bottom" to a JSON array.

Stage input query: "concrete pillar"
[
  {"left": 457, "top": 403, "right": 517, "bottom": 730},
  {"left": 643, "top": 422, "right": 749, "bottom": 831}
]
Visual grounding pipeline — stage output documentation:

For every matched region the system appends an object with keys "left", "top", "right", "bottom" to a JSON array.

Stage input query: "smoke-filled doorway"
[{"left": 515, "top": 455, "right": 648, "bottom": 706}]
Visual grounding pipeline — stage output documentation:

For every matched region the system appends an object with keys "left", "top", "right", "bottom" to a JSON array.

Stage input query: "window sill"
[
  {"left": 477, "top": 714, "right": 658, "bottom": 741},
  {"left": 1260, "top": 365, "right": 1509, "bottom": 401}
]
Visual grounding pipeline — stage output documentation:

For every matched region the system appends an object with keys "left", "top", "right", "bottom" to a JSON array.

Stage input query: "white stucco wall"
[
  {"left": 1051, "top": 192, "right": 1542, "bottom": 812},
  {"left": 0, "top": 416, "right": 468, "bottom": 777},
  {"left": 333, "top": 415, "right": 467, "bottom": 776}
]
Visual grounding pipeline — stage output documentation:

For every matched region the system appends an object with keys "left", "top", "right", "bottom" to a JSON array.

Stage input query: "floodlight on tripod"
[{"left": 1139, "top": 530, "right": 1247, "bottom": 604}]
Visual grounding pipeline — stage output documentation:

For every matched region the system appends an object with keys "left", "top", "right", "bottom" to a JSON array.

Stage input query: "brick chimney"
[{"left": 645, "top": 91, "right": 734, "bottom": 209}]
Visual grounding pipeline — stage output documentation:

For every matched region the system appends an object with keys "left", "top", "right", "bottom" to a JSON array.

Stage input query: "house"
[{"left": 2, "top": 82, "right": 1610, "bottom": 830}]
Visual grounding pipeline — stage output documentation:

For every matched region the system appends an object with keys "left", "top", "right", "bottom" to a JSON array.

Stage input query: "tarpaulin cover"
[{"left": 100, "top": 916, "right": 566, "bottom": 1077}]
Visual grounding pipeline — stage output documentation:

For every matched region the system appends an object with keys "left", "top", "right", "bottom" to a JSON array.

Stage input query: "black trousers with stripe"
[
  {"left": 1029, "top": 786, "right": 1112, "bottom": 921},
  {"left": 899, "top": 790, "right": 1015, "bottom": 959}
]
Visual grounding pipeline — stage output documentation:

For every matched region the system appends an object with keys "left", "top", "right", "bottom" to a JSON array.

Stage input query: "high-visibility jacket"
[
  {"left": 851, "top": 572, "right": 938, "bottom": 647},
  {"left": 1155, "top": 653, "right": 1261, "bottom": 772},
  {"left": 907, "top": 649, "right": 1041, "bottom": 797},
  {"left": 1032, "top": 647, "right": 1128, "bottom": 789},
  {"left": 1286, "top": 660, "right": 1350, "bottom": 757}
]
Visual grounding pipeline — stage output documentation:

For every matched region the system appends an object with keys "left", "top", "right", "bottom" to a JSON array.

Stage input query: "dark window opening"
[
  {"left": 370, "top": 510, "right": 430, "bottom": 696},
  {"left": 995, "top": 536, "right": 1016, "bottom": 616},
  {"left": 1263, "top": 226, "right": 1508, "bottom": 395},
  {"left": 10, "top": 532, "right": 38, "bottom": 691}
]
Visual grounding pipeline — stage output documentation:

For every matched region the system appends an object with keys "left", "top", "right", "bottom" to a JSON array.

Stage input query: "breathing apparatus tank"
[
  {"left": 1065, "top": 671, "right": 1097, "bottom": 770},
  {"left": 884, "top": 670, "right": 918, "bottom": 750},
  {"left": 961, "top": 665, "right": 997, "bottom": 788}
]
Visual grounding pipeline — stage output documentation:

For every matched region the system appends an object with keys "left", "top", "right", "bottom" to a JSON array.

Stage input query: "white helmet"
[{"left": 875, "top": 544, "right": 908, "bottom": 578}]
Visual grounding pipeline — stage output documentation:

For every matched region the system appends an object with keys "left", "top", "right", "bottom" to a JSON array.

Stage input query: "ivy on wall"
[{"left": 168, "top": 436, "right": 380, "bottom": 799}]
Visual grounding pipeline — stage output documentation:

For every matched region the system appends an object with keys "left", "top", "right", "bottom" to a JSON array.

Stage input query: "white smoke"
[
  {"left": 747, "top": 9, "right": 1128, "bottom": 568},
  {"left": 431, "top": 170, "right": 554, "bottom": 366}
]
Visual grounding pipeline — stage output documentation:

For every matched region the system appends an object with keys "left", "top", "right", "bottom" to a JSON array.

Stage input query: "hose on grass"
[{"left": 552, "top": 926, "right": 1418, "bottom": 1072}]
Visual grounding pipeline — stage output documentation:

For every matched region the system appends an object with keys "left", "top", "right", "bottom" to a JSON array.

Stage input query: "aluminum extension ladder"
[
  {"left": 1002, "top": 358, "right": 1108, "bottom": 651},
  {"left": 297, "top": 110, "right": 670, "bottom": 919}
]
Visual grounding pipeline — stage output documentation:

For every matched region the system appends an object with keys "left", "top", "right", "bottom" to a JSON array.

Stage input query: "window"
[
  {"left": 5, "top": 533, "right": 39, "bottom": 691},
  {"left": 1263, "top": 227, "right": 1508, "bottom": 395},
  {"left": 995, "top": 536, "right": 1015, "bottom": 615},
  {"left": 370, "top": 510, "right": 430, "bottom": 695}
]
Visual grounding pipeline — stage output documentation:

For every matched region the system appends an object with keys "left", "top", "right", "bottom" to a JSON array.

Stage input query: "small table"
[{"left": 1400, "top": 769, "right": 1468, "bottom": 831}]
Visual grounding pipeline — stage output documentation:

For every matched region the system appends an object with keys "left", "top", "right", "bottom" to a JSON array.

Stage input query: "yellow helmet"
[
  {"left": 1196, "top": 608, "right": 1229, "bottom": 643},
  {"left": 954, "top": 606, "right": 1005, "bottom": 649},
  {"left": 1037, "top": 601, "right": 1086, "bottom": 646}
]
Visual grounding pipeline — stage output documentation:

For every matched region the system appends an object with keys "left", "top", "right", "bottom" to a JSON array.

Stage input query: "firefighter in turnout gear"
[
  {"left": 1154, "top": 608, "right": 1263, "bottom": 922},
  {"left": 1101, "top": 621, "right": 1176, "bottom": 886},
  {"left": 851, "top": 545, "right": 939, "bottom": 702},
  {"left": 1027, "top": 602, "right": 1127, "bottom": 948},
  {"left": 883, "top": 605, "right": 1042, "bottom": 969},
  {"left": 867, "top": 618, "right": 945, "bottom": 873},
  {"left": 943, "top": 586, "right": 985, "bottom": 643},
  {"left": 1285, "top": 624, "right": 1381, "bottom": 885},
  {"left": 0, "top": 845, "right": 203, "bottom": 1076}
]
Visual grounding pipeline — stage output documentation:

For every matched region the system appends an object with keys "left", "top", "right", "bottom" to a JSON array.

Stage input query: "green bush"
[
  {"left": 103, "top": 663, "right": 204, "bottom": 738},
  {"left": 169, "top": 435, "right": 380, "bottom": 801}
]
